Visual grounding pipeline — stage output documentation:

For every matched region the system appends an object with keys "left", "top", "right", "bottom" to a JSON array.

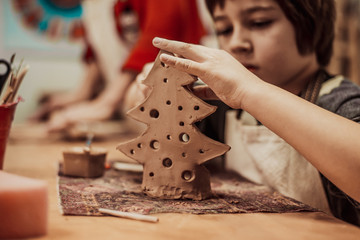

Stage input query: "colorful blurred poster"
[{"left": 0, "top": 0, "right": 84, "bottom": 58}]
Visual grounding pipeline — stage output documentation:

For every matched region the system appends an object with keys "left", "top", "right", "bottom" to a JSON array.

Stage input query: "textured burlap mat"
[{"left": 58, "top": 168, "right": 317, "bottom": 216}]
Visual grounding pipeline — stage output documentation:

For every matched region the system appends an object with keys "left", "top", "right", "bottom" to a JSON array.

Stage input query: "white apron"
[{"left": 225, "top": 75, "right": 344, "bottom": 213}]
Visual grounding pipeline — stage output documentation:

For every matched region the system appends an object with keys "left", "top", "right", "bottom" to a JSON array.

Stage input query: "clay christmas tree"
[{"left": 117, "top": 51, "right": 230, "bottom": 200}]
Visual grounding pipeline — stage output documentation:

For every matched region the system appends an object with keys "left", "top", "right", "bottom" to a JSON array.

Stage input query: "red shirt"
[{"left": 84, "top": 0, "right": 206, "bottom": 73}]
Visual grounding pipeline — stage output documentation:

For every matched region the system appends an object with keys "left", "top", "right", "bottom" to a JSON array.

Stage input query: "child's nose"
[{"left": 229, "top": 27, "right": 252, "bottom": 54}]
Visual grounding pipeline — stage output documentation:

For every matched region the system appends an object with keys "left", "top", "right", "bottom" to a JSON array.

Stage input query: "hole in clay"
[
  {"left": 137, "top": 143, "right": 142, "bottom": 148},
  {"left": 166, "top": 100, "right": 171, "bottom": 105},
  {"left": 179, "top": 121, "right": 184, "bottom": 126},
  {"left": 130, "top": 149, "right": 135, "bottom": 154},
  {"left": 149, "top": 172, "right": 154, "bottom": 177},
  {"left": 163, "top": 78, "right": 168, "bottom": 83},
  {"left": 150, "top": 140, "right": 160, "bottom": 149},
  {"left": 182, "top": 170, "right": 194, "bottom": 181},
  {"left": 140, "top": 107, "right": 145, "bottom": 112},
  {"left": 199, "top": 149, "right": 204, "bottom": 154},
  {"left": 149, "top": 109, "right": 159, "bottom": 118},
  {"left": 161, "top": 62, "right": 169, "bottom": 68},
  {"left": 178, "top": 106, "right": 183, "bottom": 111},
  {"left": 182, "top": 152, "right": 186, "bottom": 157},
  {"left": 179, "top": 133, "right": 190, "bottom": 142},
  {"left": 162, "top": 158, "right": 172, "bottom": 168},
  {"left": 166, "top": 135, "right": 171, "bottom": 140},
  {"left": 194, "top": 105, "right": 200, "bottom": 110}
]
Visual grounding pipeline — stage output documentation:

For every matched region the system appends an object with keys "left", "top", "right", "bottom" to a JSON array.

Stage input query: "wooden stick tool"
[{"left": 98, "top": 208, "right": 159, "bottom": 223}]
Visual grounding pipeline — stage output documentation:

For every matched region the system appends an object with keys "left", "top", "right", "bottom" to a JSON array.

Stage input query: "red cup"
[{"left": 0, "top": 100, "right": 19, "bottom": 170}]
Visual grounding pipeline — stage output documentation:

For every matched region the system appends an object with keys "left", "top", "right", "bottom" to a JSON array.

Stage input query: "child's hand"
[
  {"left": 46, "top": 99, "right": 114, "bottom": 133},
  {"left": 123, "top": 62, "right": 153, "bottom": 112},
  {"left": 191, "top": 84, "right": 218, "bottom": 101},
  {"left": 152, "top": 37, "right": 261, "bottom": 109}
]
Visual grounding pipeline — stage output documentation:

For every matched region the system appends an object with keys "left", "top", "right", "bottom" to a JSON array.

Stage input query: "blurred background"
[
  {"left": 0, "top": 0, "right": 359, "bottom": 123},
  {"left": 0, "top": 0, "right": 84, "bottom": 123}
]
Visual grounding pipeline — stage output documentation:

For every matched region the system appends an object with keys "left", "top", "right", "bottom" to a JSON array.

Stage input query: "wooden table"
[{"left": 3, "top": 123, "right": 360, "bottom": 240}]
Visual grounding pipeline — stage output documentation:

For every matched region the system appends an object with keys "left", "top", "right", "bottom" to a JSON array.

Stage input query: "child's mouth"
[{"left": 245, "top": 65, "right": 257, "bottom": 73}]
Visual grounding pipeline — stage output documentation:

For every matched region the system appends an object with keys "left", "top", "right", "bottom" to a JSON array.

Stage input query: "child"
[
  {"left": 149, "top": 0, "right": 360, "bottom": 226},
  {"left": 34, "top": 0, "right": 206, "bottom": 132}
]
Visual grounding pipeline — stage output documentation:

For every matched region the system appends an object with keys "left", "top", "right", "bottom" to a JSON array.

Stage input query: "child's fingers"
[
  {"left": 159, "top": 53, "right": 203, "bottom": 77},
  {"left": 192, "top": 85, "right": 219, "bottom": 100},
  {"left": 153, "top": 37, "right": 204, "bottom": 62}
]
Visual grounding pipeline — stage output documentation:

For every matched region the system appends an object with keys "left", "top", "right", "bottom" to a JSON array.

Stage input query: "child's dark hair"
[{"left": 205, "top": 0, "right": 336, "bottom": 67}]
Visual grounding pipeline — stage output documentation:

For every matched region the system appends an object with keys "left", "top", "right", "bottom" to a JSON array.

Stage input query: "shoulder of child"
[{"left": 317, "top": 77, "right": 360, "bottom": 122}]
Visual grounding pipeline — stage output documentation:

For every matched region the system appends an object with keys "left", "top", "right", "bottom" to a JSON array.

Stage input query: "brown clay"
[
  {"left": 63, "top": 146, "right": 107, "bottom": 178},
  {"left": 117, "top": 51, "right": 230, "bottom": 200}
]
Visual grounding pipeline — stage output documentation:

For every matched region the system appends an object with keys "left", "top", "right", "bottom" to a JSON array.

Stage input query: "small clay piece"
[
  {"left": 62, "top": 146, "right": 107, "bottom": 178},
  {"left": 117, "top": 51, "right": 230, "bottom": 200}
]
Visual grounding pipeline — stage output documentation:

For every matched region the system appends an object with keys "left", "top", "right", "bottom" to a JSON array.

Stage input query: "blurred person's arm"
[
  {"left": 29, "top": 61, "right": 100, "bottom": 122},
  {"left": 122, "top": 62, "right": 153, "bottom": 114},
  {"left": 47, "top": 70, "right": 136, "bottom": 132}
]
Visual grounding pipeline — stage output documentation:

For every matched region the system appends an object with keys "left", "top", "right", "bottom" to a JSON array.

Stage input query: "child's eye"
[
  {"left": 215, "top": 27, "right": 233, "bottom": 36},
  {"left": 249, "top": 20, "right": 273, "bottom": 29}
]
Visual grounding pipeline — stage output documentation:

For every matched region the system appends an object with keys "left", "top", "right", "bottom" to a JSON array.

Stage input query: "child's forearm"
[
  {"left": 97, "top": 70, "right": 136, "bottom": 109},
  {"left": 72, "top": 62, "right": 101, "bottom": 100},
  {"left": 244, "top": 81, "right": 360, "bottom": 202}
]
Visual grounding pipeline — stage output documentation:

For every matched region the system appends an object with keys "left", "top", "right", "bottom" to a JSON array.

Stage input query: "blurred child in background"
[{"left": 32, "top": 0, "right": 207, "bottom": 132}]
